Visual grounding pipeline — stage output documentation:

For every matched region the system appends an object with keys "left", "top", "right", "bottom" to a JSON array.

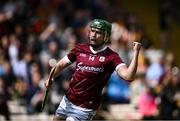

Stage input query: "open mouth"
[{"left": 90, "top": 38, "right": 96, "bottom": 41}]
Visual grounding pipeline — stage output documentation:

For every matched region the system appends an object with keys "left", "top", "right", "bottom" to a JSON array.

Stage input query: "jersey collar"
[{"left": 89, "top": 45, "right": 107, "bottom": 54}]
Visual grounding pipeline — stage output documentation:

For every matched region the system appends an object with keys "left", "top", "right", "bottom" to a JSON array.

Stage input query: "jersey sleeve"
[
  {"left": 112, "top": 53, "right": 126, "bottom": 71},
  {"left": 67, "top": 46, "right": 78, "bottom": 63}
]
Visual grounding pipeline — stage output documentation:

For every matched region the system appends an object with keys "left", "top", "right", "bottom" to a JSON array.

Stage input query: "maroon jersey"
[{"left": 66, "top": 43, "right": 124, "bottom": 109}]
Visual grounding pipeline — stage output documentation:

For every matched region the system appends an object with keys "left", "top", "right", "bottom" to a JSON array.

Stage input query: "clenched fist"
[
  {"left": 133, "top": 42, "right": 141, "bottom": 52},
  {"left": 44, "top": 78, "right": 54, "bottom": 89},
  {"left": 44, "top": 66, "right": 56, "bottom": 89}
]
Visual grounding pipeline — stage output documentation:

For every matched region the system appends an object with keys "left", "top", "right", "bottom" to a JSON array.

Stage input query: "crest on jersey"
[{"left": 99, "top": 56, "right": 105, "bottom": 62}]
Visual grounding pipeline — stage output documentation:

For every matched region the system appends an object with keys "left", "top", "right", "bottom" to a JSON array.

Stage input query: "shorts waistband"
[{"left": 64, "top": 96, "right": 94, "bottom": 112}]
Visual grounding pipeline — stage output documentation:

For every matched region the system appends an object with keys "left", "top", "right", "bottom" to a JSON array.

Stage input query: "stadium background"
[{"left": 0, "top": 0, "right": 180, "bottom": 120}]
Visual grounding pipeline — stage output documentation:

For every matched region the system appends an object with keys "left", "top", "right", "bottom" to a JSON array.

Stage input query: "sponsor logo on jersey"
[{"left": 77, "top": 62, "right": 104, "bottom": 73}]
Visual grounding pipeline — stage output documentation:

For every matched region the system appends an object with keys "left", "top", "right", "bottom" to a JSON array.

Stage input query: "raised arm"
[
  {"left": 45, "top": 56, "right": 71, "bottom": 88},
  {"left": 116, "top": 42, "right": 141, "bottom": 82}
]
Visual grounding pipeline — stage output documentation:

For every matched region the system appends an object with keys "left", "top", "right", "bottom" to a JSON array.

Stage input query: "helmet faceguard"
[
  {"left": 89, "top": 19, "right": 111, "bottom": 47},
  {"left": 89, "top": 19, "right": 112, "bottom": 42}
]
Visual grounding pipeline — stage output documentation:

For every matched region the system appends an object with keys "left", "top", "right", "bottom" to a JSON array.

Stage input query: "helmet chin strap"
[{"left": 104, "top": 31, "right": 108, "bottom": 43}]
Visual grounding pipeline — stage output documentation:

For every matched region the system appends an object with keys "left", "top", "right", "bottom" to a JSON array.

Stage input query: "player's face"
[{"left": 89, "top": 27, "right": 105, "bottom": 48}]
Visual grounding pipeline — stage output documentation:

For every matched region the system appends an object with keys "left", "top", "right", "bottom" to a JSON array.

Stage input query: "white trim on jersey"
[
  {"left": 89, "top": 46, "right": 107, "bottom": 54},
  {"left": 64, "top": 55, "right": 72, "bottom": 64},
  {"left": 115, "top": 63, "right": 127, "bottom": 71}
]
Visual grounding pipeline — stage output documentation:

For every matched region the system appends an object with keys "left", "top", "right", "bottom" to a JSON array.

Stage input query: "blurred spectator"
[
  {"left": 145, "top": 49, "right": 165, "bottom": 88},
  {"left": 130, "top": 74, "right": 147, "bottom": 108},
  {"left": 1, "top": 60, "right": 16, "bottom": 99},
  {"left": 110, "top": 22, "right": 132, "bottom": 65},
  {"left": 106, "top": 72, "right": 130, "bottom": 104},
  {"left": 14, "top": 76, "right": 27, "bottom": 101},
  {"left": 164, "top": 51, "right": 176, "bottom": 72},
  {"left": 158, "top": 0, "right": 172, "bottom": 50},
  {"left": 157, "top": 66, "right": 180, "bottom": 119},
  {"left": 12, "top": 51, "right": 33, "bottom": 85},
  {"left": 0, "top": 78, "right": 11, "bottom": 120},
  {"left": 137, "top": 85, "right": 158, "bottom": 120},
  {"left": 0, "top": 35, "right": 10, "bottom": 60},
  {"left": 25, "top": 62, "right": 44, "bottom": 114}
]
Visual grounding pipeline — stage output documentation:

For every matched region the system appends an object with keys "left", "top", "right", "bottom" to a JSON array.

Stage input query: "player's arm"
[
  {"left": 116, "top": 42, "right": 141, "bottom": 82},
  {"left": 45, "top": 56, "right": 71, "bottom": 88}
]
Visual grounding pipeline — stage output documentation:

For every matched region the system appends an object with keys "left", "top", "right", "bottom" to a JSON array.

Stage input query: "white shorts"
[{"left": 55, "top": 96, "right": 96, "bottom": 121}]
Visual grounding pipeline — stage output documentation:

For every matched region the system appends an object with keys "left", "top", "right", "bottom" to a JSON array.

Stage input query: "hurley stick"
[{"left": 41, "top": 66, "right": 56, "bottom": 111}]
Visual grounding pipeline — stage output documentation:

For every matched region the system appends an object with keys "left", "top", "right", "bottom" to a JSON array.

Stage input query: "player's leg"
[
  {"left": 53, "top": 96, "right": 67, "bottom": 121},
  {"left": 67, "top": 100, "right": 96, "bottom": 120},
  {"left": 53, "top": 115, "right": 66, "bottom": 121},
  {"left": 55, "top": 96, "right": 96, "bottom": 120}
]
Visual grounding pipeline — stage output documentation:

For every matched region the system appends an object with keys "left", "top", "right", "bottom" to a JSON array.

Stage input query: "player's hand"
[
  {"left": 133, "top": 42, "right": 141, "bottom": 52},
  {"left": 44, "top": 66, "right": 56, "bottom": 89},
  {"left": 44, "top": 78, "right": 53, "bottom": 89}
]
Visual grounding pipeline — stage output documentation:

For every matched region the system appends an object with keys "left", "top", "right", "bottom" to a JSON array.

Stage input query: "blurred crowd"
[{"left": 0, "top": 0, "right": 180, "bottom": 120}]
